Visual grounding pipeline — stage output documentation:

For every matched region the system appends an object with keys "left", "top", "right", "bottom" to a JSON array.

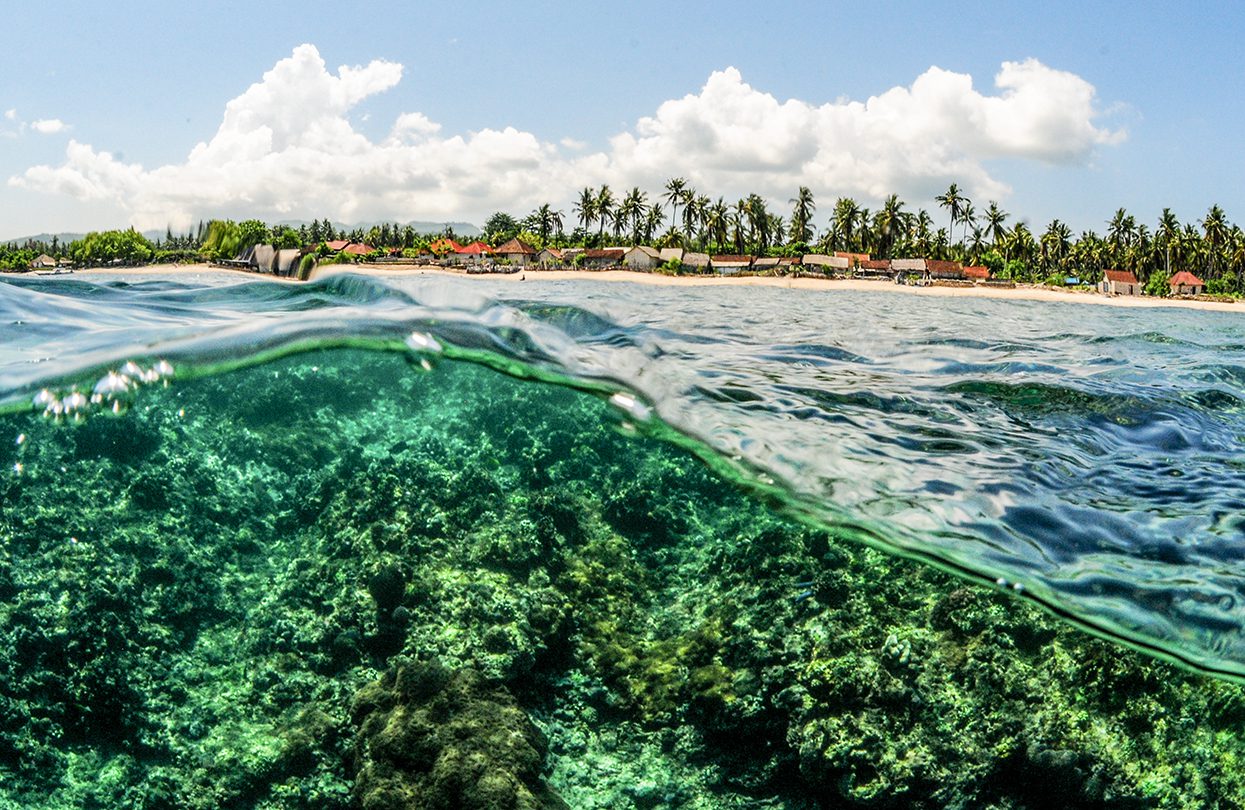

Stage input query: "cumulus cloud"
[
  {"left": 4, "top": 109, "right": 15, "bottom": 121},
  {"left": 30, "top": 118, "right": 68, "bottom": 134},
  {"left": 9, "top": 45, "right": 1123, "bottom": 230}
]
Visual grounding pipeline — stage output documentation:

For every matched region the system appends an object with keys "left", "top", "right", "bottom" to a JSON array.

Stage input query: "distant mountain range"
[{"left": 3, "top": 220, "right": 480, "bottom": 245}]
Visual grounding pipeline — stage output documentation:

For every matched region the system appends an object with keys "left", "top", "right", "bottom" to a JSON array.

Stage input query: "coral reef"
[
  {"left": 0, "top": 350, "right": 1243, "bottom": 809},
  {"left": 351, "top": 660, "right": 566, "bottom": 809}
]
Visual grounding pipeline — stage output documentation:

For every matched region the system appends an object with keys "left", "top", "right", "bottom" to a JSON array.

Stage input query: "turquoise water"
[{"left": 2, "top": 272, "right": 1245, "bottom": 807}]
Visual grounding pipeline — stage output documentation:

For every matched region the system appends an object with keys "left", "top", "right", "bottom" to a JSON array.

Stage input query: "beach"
[{"left": 68, "top": 261, "right": 1243, "bottom": 313}]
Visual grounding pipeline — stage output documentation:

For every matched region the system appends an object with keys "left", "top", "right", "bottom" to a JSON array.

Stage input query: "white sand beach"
[{"left": 64, "top": 262, "right": 1243, "bottom": 314}]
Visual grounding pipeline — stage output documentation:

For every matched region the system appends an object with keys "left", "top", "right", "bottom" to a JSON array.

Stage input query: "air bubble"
[
  {"left": 609, "top": 391, "right": 652, "bottom": 422},
  {"left": 406, "top": 332, "right": 443, "bottom": 354}
]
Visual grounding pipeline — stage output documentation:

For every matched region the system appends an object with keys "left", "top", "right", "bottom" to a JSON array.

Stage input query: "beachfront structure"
[
  {"left": 659, "top": 247, "right": 684, "bottom": 264},
  {"left": 859, "top": 259, "right": 892, "bottom": 277},
  {"left": 927, "top": 260, "right": 965, "bottom": 280},
  {"left": 752, "top": 257, "right": 782, "bottom": 273},
  {"left": 1169, "top": 271, "right": 1205, "bottom": 295},
  {"left": 451, "top": 241, "right": 492, "bottom": 265},
  {"left": 711, "top": 255, "right": 752, "bottom": 275},
  {"left": 803, "top": 254, "right": 850, "bottom": 271},
  {"left": 429, "top": 238, "right": 464, "bottom": 257},
  {"left": 834, "top": 251, "right": 870, "bottom": 267},
  {"left": 891, "top": 258, "right": 926, "bottom": 274},
  {"left": 683, "top": 252, "right": 711, "bottom": 272},
  {"left": 30, "top": 254, "right": 56, "bottom": 269},
  {"left": 343, "top": 243, "right": 374, "bottom": 257},
  {"left": 623, "top": 246, "right": 661, "bottom": 270},
  {"left": 1100, "top": 269, "right": 1141, "bottom": 296},
  {"left": 535, "top": 247, "right": 563, "bottom": 268},
  {"left": 623, "top": 246, "right": 662, "bottom": 271},
  {"left": 494, "top": 238, "right": 537, "bottom": 267},
  {"left": 580, "top": 248, "right": 625, "bottom": 269},
  {"left": 324, "top": 239, "right": 350, "bottom": 252},
  {"left": 964, "top": 265, "right": 990, "bottom": 280}
]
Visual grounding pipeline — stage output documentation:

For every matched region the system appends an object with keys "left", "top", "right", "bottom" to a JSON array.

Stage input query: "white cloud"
[
  {"left": 9, "top": 45, "right": 1124, "bottom": 230},
  {"left": 30, "top": 118, "right": 68, "bottom": 134},
  {"left": 4, "top": 109, "right": 16, "bottom": 121}
]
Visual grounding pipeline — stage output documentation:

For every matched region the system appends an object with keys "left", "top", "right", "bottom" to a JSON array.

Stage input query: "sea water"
[{"left": 1, "top": 272, "right": 1244, "bottom": 808}]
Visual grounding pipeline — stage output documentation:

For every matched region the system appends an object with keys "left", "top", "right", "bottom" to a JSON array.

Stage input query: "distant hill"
[
  {"left": 4, "top": 220, "right": 480, "bottom": 245},
  {"left": 3, "top": 230, "right": 167, "bottom": 246}
]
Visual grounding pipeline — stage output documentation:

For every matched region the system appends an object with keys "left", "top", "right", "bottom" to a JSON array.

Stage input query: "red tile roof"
[
  {"left": 325, "top": 239, "right": 349, "bottom": 251},
  {"left": 494, "top": 238, "right": 537, "bottom": 255},
  {"left": 711, "top": 254, "right": 752, "bottom": 263},
  {"left": 963, "top": 265, "right": 990, "bottom": 279},
  {"left": 583, "top": 248, "right": 625, "bottom": 260},
  {"left": 1105, "top": 269, "right": 1139, "bottom": 284},
  {"left": 455, "top": 241, "right": 493, "bottom": 254},
  {"left": 429, "top": 238, "right": 464, "bottom": 254},
  {"left": 1169, "top": 271, "right": 1204, "bottom": 287},
  {"left": 343, "top": 243, "right": 374, "bottom": 256}
]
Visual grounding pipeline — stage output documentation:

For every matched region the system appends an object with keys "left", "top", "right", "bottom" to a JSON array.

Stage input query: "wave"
[{"left": 4, "top": 271, "right": 1245, "bottom": 680}]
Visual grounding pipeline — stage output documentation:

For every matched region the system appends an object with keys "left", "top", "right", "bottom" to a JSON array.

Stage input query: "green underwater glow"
[{"left": 2, "top": 349, "right": 1245, "bottom": 809}]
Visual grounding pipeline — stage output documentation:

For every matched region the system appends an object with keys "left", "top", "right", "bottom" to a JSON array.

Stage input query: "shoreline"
[{"left": 48, "top": 262, "right": 1245, "bottom": 314}]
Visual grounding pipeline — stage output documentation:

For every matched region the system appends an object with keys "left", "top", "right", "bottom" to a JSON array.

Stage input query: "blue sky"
[{"left": 2, "top": 0, "right": 1243, "bottom": 239}]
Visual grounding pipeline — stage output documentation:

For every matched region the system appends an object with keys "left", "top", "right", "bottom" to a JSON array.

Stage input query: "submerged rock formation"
[{"left": 351, "top": 661, "right": 567, "bottom": 810}]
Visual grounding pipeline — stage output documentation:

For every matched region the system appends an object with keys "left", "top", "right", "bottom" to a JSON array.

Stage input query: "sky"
[{"left": 2, "top": 0, "right": 1244, "bottom": 241}]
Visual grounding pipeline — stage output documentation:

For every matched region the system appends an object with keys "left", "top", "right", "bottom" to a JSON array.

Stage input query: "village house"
[
  {"left": 1169, "top": 271, "right": 1205, "bottom": 295},
  {"left": 535, "top": 247, "right": 563, "bottom": 268},
  {"left": 1100, "top": 269, "right": 1141, "bottom": 295},
  {"left": 752, "top": 256, "right": 782, "bottom": 274},
  {"left": 493, "top": 238, "right": 538, "bottom": 267},
  {"left": 580, "top": 248, "right": 625, "bottom": 269},
  {"left": 343, "top": 243, "right": 374, "bottom": 257},
  {"left": 29, "top": 254, "right": 57, "bottom": 270},
  {"left": 834, "top": 251, "right": 870, "bottom": 267},
  {"left": 682, "top": 252, "right": 711, "bottom": 272},
  {"left": 451, "top": 241, "right": 492, "bottom": 265},
  {"left": 858, "top": 259, "right": 892, "bottom": 277},
  {"left": 711, "top": 255, "right": 752, "bottom": 275},
  {"left": 622, "top": 245, "right": 661, "bottom": 271},
  {"left": 963, "top": 265, "right": 990, "bottom": 281},
  {"left": 658, "top": 247, "right": 684, "bottom": 264},
  {"left": 324, "top": 239, "right": 350, "bottom": 252},
  {"left": 926, "top": 260, "right": 965, "bottom": 280},
  {"left": 802, "top": 254, "right": 850, "bottom": 273}
]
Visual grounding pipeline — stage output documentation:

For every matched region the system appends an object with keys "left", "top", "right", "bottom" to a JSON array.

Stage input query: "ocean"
[{"left": 1, "top": 271, "right": 1244, "bottom": 808}]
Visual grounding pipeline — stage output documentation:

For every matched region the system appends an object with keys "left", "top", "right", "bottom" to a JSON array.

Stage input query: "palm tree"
[
  {"left": 832, "top": 197, "right": 863, "bottom": 252},
  {"left": 984, "top": 202, "right": 1009, "bottom": 246},
  {"left": 1203, "top": 204, "right": 1229, "bottom": 280},
  {"left": 935, "top": 183, "right": 968, "bottom": 247},
  {"left": 574, "top": 188, "right": 596, "bottom": 243},
  {"left": 958, "top": 202, "right": 977, "bottom": 250},
  {"left": 664, "top": 178, "right": 688, "bottom": 234},
  {"left": 684, "top": 194, "right": 707, "bottom": 245},
  {"left": 595, "top": 186, "right": 615, "bottom": 241},
  {"left": 642, "top": 206, "right": 665, "bottom": 243},
  {"left": 704, "top": 198, "right": 729, "bottom": 251},
  {"left": 789, "top": 186, "right": 816, "bottom": 245},
  {"left": 1106, "top": 208, "right": 1136, "bottom": 266},
  {"left": 872, "top": 194, "right": 905, "bottom": 258},
  {"left": 619, "top": 187, "right": 646, "bottom": 243}
]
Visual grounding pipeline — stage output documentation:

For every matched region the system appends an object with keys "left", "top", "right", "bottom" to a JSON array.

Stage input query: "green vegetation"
[
  {"left": 3, "top": 352, "right": 1245, "bottom": 808},
  {"left": 3, "top": 183, "right": 1241, "bottom": 293}
]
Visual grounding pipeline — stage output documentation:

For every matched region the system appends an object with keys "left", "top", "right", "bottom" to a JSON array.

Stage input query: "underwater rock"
[
  {"left": 351, "top": 660, "right": 567, "bottom": 810},
  {"left": 367, "top": 564, "right": 408, "bottom": 615}
]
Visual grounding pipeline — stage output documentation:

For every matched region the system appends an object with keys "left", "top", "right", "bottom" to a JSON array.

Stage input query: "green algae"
[{"left": 1, "top": 350, "right": 1244, "bottom": 808}]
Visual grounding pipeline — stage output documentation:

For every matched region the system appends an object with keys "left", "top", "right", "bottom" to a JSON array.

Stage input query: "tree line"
[{"left": 3, "top": 184, "right": 1243, "bottom": 294}]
